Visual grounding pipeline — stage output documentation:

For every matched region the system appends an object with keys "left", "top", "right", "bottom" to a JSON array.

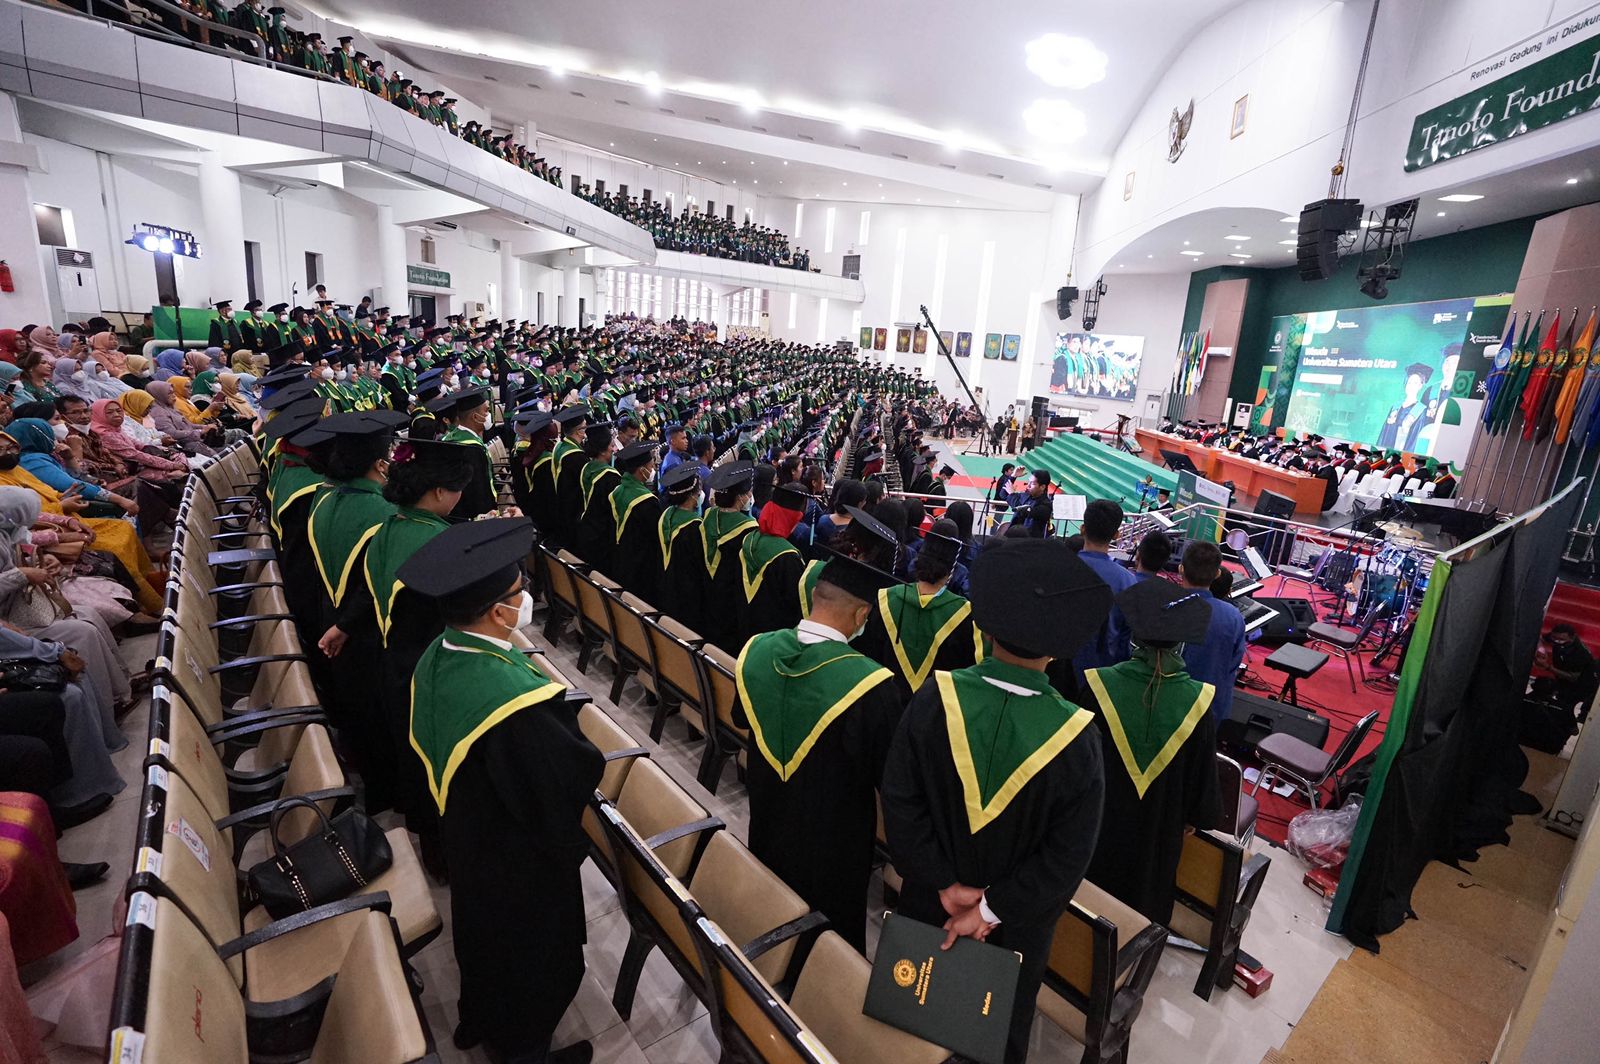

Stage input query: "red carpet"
[{"left": 1230, "top": 579, "right": 1397, "bottom": 845}]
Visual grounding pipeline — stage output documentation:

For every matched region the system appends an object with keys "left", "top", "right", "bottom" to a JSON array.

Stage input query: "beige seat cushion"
[
  {"left": 309, "top": 912, "right": 428, "bottom": 1064},
  {"left": 1038, "top": 881, "right": 1152, "bottom": 1045},
  {"left": 1034, "top": 986, "right": 1091, "bottom": 1047},
  {"left": 616, "top": 760, "right": 709, "bottom": 878},
  {"left": 142, "top": 896, "right": 249, "bottom": 1063},
  {"left": 242, "top": 908, "right": 369, "bottom": 1002},
  {"left": 690, "top": 832, "right": 806, "bottom": 984},
  {"left": 790, "top": 931, "right": 948, "bottom": 1064},
  {"left": 579, "top": 705, "right": 645, "bottom": 802}
]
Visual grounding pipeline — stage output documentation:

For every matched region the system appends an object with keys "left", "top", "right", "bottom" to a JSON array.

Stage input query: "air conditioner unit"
[
  {"left": 42, "top": 248, "right": 103, "bottom": 322},
  {"left": 467, "top": 301, "right": 486, "bottom": 315}
]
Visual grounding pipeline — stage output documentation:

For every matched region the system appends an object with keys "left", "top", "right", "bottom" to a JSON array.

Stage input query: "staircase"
[
  {"left": 1023, "top": 433, "right": 1179, "bottom": 505},
  {"left": 1543, "top": 580, "right": 1600, "bottom": 651}
]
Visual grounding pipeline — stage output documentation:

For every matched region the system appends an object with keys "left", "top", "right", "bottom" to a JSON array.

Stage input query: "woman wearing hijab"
[
  {"left": 85, "top": 331, "right": 126, "bottom": 377},
  {"left": 88, "top": 400, "right": 189, "bottom": 485},
  {"left": 152, "top": 348, "right": 185, "bottom": 382},
  {"left": 212, "top": 372, "right": 259, "bottom": 427},
  {"left": 0, "top": 484, "right": 147, "bottom": 630},
  {"left": 169, "top": 376, "right": 218, "bottom": 425},
  {"left": 25, "top": 325, "right": 59, "bottom": 364},
  {"left": 119, "top": 354, "right": 153, "bottom": 390},
  {"left": 114, "top": 390, "right": 165, "bottom": 448},
  {"left": 0, "top": 431, "right": 160, "bottom": 612},
  {"left": 191, "top": 368, "right": 220, "bottom": 409},
  {"left": 15, "top": 352, "right": 59, "bottom": 403},
  {"left": 230, "top": 347, "right": 256, "bottom": 374},
  {"left": 0, "top": 486, "right": 135, "bottom": 725},
  {"left": 6, "top": 419, "right": 140, "bottom": 522},
  {"left": 182, "top": 349, "right": 212, "bottom": 379},
  {"left": 80, "top": 359, "right": 130, "bottom": 401},
  {"left": 49, "top": 358, "right": 94, "bottom": 404},
  {"left": 0, "top": 330, "right": 21, "bottom": 365},
  {"left": 144, "top": 381, "right": 217, "bottom": 457}
]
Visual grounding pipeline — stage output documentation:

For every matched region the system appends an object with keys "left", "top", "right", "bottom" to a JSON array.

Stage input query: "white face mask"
[
  {"left": 334, "top": 369, "right": 349, "bottom": 382},
  {"left": 71, "top": 370, "right": 86, "bottom": 381},
  {"left": 499, "top": 590, "right": 533, "bottom": 631},
  {"left": 51, "top": 422, "right": 69, "bottom": 441},
  {"left": 406, "top": 360, "right": 417, "bottom": 370},
  {"left": 320, "top": 368, "right": 336, "bottom": 381},
  {"left": 253, "top": 310, "right": 264, "bottom": 319}
]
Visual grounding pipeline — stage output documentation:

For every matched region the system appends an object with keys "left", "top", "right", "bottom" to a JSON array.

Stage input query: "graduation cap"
[
  {"left": 394, "top": 517, "right": 536, "bottom": 608},
  {"left": 815, "top": 551, "right": 898, "bottom": 603},
  {"left": 243, "top": 300, "right": 263, "bottom": 312},
  {"left": 1116, "top": 578, "right": 1210, "bottom": 647},
  {"left": 615, "top": 441, "right": 656, "bottom": 472},
  {"left": 260, "top": 361, "right": 311, "bottom": 387},
  {"left": 267, "top": 302, "right": 289, "bottom": 313},
  {"left": 584, "top": 423, "right": 614, "bottom": 450},
  {"left": 767, "top": 484, "right": 809, "bottom": 512},
  {"left": 260, "top": 378, "right": 319, "bottom": 411},
  {"left": 920, "top": 521, "right": 963, "bottom": 567},
  {"left": 859, "top": 448, "right": 884, "bottom": 464},
  {"left": 967, "top": 539, "right": 1111, "bottom": 659},
  {"left": 553, "top": 405, "right": 590, "bottom": 429},
  {"left": 662, "top": 464, "right": 702, "bottom": 498},
  {"left": 1405, "top": 362, "right": 1433, "bottom": 381},
  {"left": 512, "top": 410, "right": 553, "bottom": 434},
  {"left": 442, "top": 97, "right": 457, "bottom": 106},
  {"left": 709, "top": 460, "right": 756, "bottom": 494},
  {"left": 315, "top": 298, "right": 336, "bottom": 307},
  {"left": 315, "top": 409, "right": 409, "bottom": 438},
  {"left": 336, "top": 35, "right": 352, "bottom": 43},
  {"left": 212, "top": 300, "right": 232, "bottom": 311},
  {"left": 261, "top": 397, "right": 327, "bottom": 442},
  {"left": 390, "top": 435, "right": 475, "bottom": 469}
]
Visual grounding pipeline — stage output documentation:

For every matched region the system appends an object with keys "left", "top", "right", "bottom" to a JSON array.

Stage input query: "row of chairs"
[{"left": 106, "top": 442, "right": 446, "bottom": 1062}]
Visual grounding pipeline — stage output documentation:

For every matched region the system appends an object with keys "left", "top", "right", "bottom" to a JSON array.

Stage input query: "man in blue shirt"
[
  {"left": 689, "top": 434, "right": 716, "bottom": 494},
  {"left": 1176, "top": 540, "right": 1247, "bottom": 724},
  {"left": 1073, "top": 498, "right": 1138, "bottom": 682},
  {"left": 656, "top": 423, "right": 689, "bottom": 489}
]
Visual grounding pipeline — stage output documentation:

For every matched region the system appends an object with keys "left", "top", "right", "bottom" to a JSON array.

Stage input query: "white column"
[
  {"left": 498, "top": 242, "right": 518, "bottom": 319},
  {"left": 375, "top": 204, "right": 408, "bottom": 314},
  {"left": 561, "top": 265, "right": 580, "bottom": 327},
  {"left": 197, "top": 155, "right": 247, "bottom": 303},
  {"left": 0, "top": 94, "right": 50, "bottom": 325}
]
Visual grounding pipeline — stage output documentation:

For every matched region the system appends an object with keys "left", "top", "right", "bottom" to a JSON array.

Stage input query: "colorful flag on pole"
[
  {"left": 1191, "top": 329, "right": 1212, "bottom": 395},
  {"left": 1554, "top": 308, "right": 1597, "bottom": 445},
  {"left": 1533, "top": 310, "right": 1576, "bottom": 442},
  {"left": 1493, "top": 309, "right": 1541, "bottom": 436},
  {"left": 1519, "top": 310, "right": 1561, "bottom": 440},
  {"left": 1480, "top": 312, "right": 1521, "bottom": 429}
]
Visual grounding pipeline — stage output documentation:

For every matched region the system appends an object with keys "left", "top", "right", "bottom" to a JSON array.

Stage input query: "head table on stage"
[{"left": 1133, "top": 428, "right": 1328, "bottom": 515}]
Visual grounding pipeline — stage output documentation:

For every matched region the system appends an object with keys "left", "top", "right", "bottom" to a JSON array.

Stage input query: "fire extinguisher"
[{"left": 0, "top": 262, "right": 12, "bottom": 294}]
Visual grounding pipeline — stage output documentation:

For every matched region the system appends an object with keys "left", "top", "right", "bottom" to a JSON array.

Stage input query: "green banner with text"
[
  {"left": 1406, "top": 21, "right": 1600, "bottom": 171},
  {"left": 407, "top": 264, "right": 451, "bottom": 288}
]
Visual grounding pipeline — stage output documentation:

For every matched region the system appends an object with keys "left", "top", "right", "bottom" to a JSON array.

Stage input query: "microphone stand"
[{"left": 919, "top": 304, "right": 993, "bottom": 459}]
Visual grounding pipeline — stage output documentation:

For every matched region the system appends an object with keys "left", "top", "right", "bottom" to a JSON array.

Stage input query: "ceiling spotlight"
[
  {"left": 641, "top": 70, "right": 662, "bottom": 94},
  {"left": 1181, "top": 250, "right": 1204, "bottom": 256},
  {"left": 1278, "top": 239, "right": 1297, "bottom": 246},
  {"left": 1147, "top": 254, "right": 1153, "bottom": 258},
  {"left": 1438, "top": 193, "right": 1483, "bottom": 202},
  {"left": 609, "top": 142, "right": 614, "bottom": 147},
  {"left": 1567, "top": 177, "right": 1581, "bottom": 184},
  {"left": 1023, "top": 99, "right": 1088, "bottom": 144},
  {"left": 1182, "top": 240, "right": 1190, "bottom": 246},
  {"left": 1436, "top": 211, "right": 1447, "bottom": 216},
  {"left": 1279, "top": 215, "right": 1297, "bottom": 223},
  {"left": 1025, "top": 34, "right": 1108, "bottom": 88},
  {"left": 783, "top": 161, "right": 788, "bottom": 166},
  {"left": 1225, "top": 234, "right": 1251, "bottom": 241}
]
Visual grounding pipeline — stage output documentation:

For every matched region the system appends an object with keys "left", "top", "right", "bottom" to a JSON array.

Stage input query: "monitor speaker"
[
  {"left": 1056, "top": 286, "right": 1079, "bottom": 321},
  {"left": 1296, "top": 199, "right": 1362, "bottom": 281},
  {"left": 1031, "top": 396, "right": 1050, "bottom": 445}
]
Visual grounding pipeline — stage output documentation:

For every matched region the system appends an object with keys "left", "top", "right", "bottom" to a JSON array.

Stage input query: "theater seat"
[
  {"left": 789, "top": 931, "right": 949, "bottom": 1064},
  {"left": 308, "top": 912, "right": 430, "bottom": 1064}
]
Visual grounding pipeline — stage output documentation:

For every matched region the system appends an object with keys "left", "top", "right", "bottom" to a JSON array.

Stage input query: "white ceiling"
[{"left": 306, "top": 0, "right": 1243, "bottom": 204}]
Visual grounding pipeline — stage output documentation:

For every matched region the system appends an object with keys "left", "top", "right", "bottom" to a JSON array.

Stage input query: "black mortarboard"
[
  {"left": 860, "top": 448, "right": 884, "bottom": 464},
  {"left": 259, "top": 378, "right": 318, "bottom": 411},
  {"left": 243, "top": 300, "right": 263, "bottom": 311},
  {"left": 261, "top": 397, "right": 326, "bottom": 442},
  {"left": 416, "top": 367, "right": 446, "bottom": 385},
  {"left": 449, "top": 387, "right": 490, "bottom": 414},
  {"left": 513, "top": 410, "right": 553, "bottom": 434},
  {"left": 260, "top": 361, "right": 311, "bottom": 386},
  {"left": 584, "top": 423, "right": 614, "bottom": 450},
  {"left": 1115, "top": 578, "right": 1210, "bottom": 646},
  {"left": 1405, "top": 362, "right": 1433, "bottom": 381},
  {"left": 553, "top": 405, "right": 590, "bottom": 428},
  {"left": 768, "top": 484, "right": 808, "bottom": 512},
  {"left": 213, "top": 300, "right": 232, "bottom": 311},
  {"left": 843, "top": 505, "right": 896, "bottom": 551},
  {"left": 391, "top": 435, "right": 475, "bottom": 469},
  {"left": 709, "top": 460, "right": 756, "bottom": 493},
  {"left": 337, "top": 35, "right": 352, "bottom": 43},
  {"left": 615, "top": 441, "right": 656, "bottom": 472},
  {"left": 267, "top": 303, "right": 289, "bottom": 313},
  {"left": 424, "top": 394, "right": 458, "bottom": 416},
  {"left": 395, "top": 517, "right": 536, "bottom": 604},
  {"left": 662, "top": 464, "right": 701, "bottom": 497},
  {"left": 815, "top": 551, "right": 897, "bottom": 602},
  {"left": 315, "top": 298, "right": 335, "bottom": 306},
  {"left": 919, "top": 520, "right": 962, "bottom": 567},
  {"left": 968, "top": 540, "right": 1111, "bottom": 659},
  {"left": 315, "top": 410, "right": 409, "bottom": 438}
]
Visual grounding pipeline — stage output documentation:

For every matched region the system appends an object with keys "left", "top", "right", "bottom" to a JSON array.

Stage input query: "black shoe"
[
  {"left": 548, "top": 1041, "right": 593, "bottom": 1064},
  {"left": 63, "top": 861, "right": 110, "bottom": 889},
  {"left": 453, "top": 1021, "right": 481, "bottom": 1051},
  {"left": 50, "top": 793, "right": 113, "bottom": 832}
]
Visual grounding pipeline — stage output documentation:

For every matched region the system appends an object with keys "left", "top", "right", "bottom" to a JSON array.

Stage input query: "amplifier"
[
  {"left": 1218, "top": 691, "right": 1330, "bottom": 756},
  {"left": 1250, "top": 596, "right": 1319, "bottom": 644}
]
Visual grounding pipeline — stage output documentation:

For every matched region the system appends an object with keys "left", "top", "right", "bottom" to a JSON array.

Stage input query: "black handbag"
[
  {"left": 246, "top": 796, "right": 393, "bottom": 919},
  {"left": 0, "top": 658, "right": 69, "bottom": 692}
]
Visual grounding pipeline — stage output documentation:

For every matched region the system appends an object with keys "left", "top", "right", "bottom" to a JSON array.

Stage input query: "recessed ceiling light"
[
  {"left": 1567, "top": 177, "right": 1581, "bottom": 184},
  {"left": 753, "top": 180, "right": 758, "bottom": 184},
  {"left": 1023, "top": 99, "right": 1088, "bottom": 144},
  {"left": 1181, "top": 250, "right": 1204, "bottom": 256},
  {"left": 641, "top": 71, "right": 661, "bottom": 94},
  {"left": 1278, "top": 239, "right": 1297, "bottom": 246},
  {"left": 1436, "top": 211, "right": 1447, "bottom": 217},
  {"left": 1279, "top": 215, "right": 1297, "bottom": 223},
  {"left": 1147, "top": 254, "right": 1153, "bottom": 258},
  {"left": 916, "top": 198, "right": 922, "bottom": 203},
  {"left": 1117, "top": 263, "right": 1125, "bottom": 268},
  {"left": 608, "top": 142, "right": 614, "bottom": 147},
  {"left": 842, "top": 182, "right": 848, "bottom": 187},
  {"left": 1182, "top": 240, "right": 1190, "bottom": 246},
  {"left": 1229, "top": 253, "right": 1252, "bottom": 259},
  {"left": 697, "top": 161, "right": 702, "bottom": 165},
  {"left": 783, "top": 161, "right": 788, "bottom": 166},
  {"left": 721, "top": 160, "right": 727, "bottom": 164},
  {"left": 1225, "top": 235, "right": 1251, "bottom": 241},
  {"left": 1025, "top": 34, "right": 1108, "bottom": 88},
  {"left": 1438, "top": 193, "right": 1483, "bottom": 202},
  {"left": 750, "top": 160, "right": 755, "bottom": 165}
]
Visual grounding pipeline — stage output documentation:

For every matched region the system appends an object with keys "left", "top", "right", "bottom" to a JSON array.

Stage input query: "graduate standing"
[
  {"left": 571, "top": 424, "right": 620, "bottom": 572},
  {"left": 656, "top": 464, "right": 707, "bottom": 625},
  {"left": 882, "top": 539, "right": 1110, "bottom": 1064},
  {"left": 402, "top": 519, "right": 602, "bottom": 1064},
  {"left": 859, "top": 521, "right": 982, "bottom": 702},
  {"left": 736, "top": 483, "right": 808, "bottom": 642},
  {"left": 734, "top": 549, "right": 903, "bottom": 950},
  {"left": 1082, "top": 579, "right": 1222, "bottom": 923},
  {"left": 551, "top": 405, "right": 591, "bottom": 546},
  {"left": 434, "top": 387, "right": 499, "bottom": 518},
  {"left": 699, "top": 461, "right": 759, "bottom": 652},
  {"left": 609, "top": 442, "right": 664, "bottom": 601}
]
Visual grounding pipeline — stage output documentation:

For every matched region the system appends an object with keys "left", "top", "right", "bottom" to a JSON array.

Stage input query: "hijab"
[
  {"left": 0, "top": 363, "right": 20, "bottom": 387},
  {"left": 0, "top": 330, "right": 20, "bottom": 365},
  {"left": 122, "top": 353, "right": 151, "bottom": 380},
  {"left": 169, "top": 377, "right": 209, "bottom": 423},
  {"left": 192, "top": 370, "right": 220, "bottom": 398},
  {"left": 6, "top": 418, "right": 58, "bottom": 456},
  {"left": 146, "top": 380, "right": 176, "bottom": 407},
  {"left": 230, "top": 349, "right": 256, "bottom": 373},
  {"left": 216, "top": 372, "right": 257, "bottom": 420},
  {"left": 0, "top": 485, "right": 39, "bottom": 557},
  {"left": 88, "top": 398, "right": 127, "bottom": 438},
  {"left": 120, "top": 390, "right": 155, "bottom": 421},
  {"left": 81, "top": 359, "right": 131, "bottom": 400},
  {"left": 51, "top": 357, "right": 94, "bottom": 401},
  {"left": 184, "top": 350, "right": 212, "bottom": 376},
  {"left": 153, "top": 349, "right": 185, "bottom": 381}
]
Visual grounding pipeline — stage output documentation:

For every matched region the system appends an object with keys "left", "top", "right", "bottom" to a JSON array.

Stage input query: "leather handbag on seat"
[{"left": 247, "top": 796, "right": 393, "bottom": 918}]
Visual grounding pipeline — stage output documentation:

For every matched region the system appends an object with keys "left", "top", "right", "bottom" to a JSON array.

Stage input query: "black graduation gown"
[
  {"left": 450, "top": 445, "right": 498, "bottom": 520},
  {"left": 1081, "top": 689, "right": 1221, "bottom": 924},
  {"left": 613, "top": 491, "right": 664, "bottom": 604},
  {"left": 554, "top": 445, "right": 589, "bottom": 546},
  {"left": 208, "top": 317, "right": 242, "bottom": 354},
  {"left": 658, "top": 514, "right": 707, "bottom": 630},
  {"left": 275, "top": 490, "right": 327, "bottom": 668},
  {"left": 882, "top": 683, "right": 1105, "bottom": 1064},
  {"left": 703, "top": 523, "right": 755, "bottom": 653},
  {"left": 857, "top": 598, "right": 980, "bottom": 704},
  {"left": 733, "top": 667, "right": 902, "bottom": 951},
  {"left": 443, "top": 702, "right": 604, "bottom": 1059},
  {"left": 572, "top": 468, "right": 621, "bottom": 574},
  {"left": 380, "top": 585, "right": 446, "bottom": 832},
  {"left": 527, "top": 452, "right": 560, "bottom": 541},
  {"left": 328, "top": 557, "right": 398, "bottom": 811},
  {"left": 738, "top": 548, "right": 804, "bottom": 644}
]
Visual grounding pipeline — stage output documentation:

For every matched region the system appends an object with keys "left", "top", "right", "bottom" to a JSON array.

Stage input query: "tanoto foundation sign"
[{"left": 1406, "top": 16, "right": 1600, "bottom": 171}]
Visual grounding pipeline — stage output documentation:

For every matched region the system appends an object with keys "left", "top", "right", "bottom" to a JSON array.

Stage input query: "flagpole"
[
  {"left": 1512, "top": 414, "right": 1542, "bottom": 512},
  {"left": 1567, "top": 444, "right": 1600, "bottom": 559},
  {"left": 1531, "top": 436, "right": 1558, "bottom": 507}
]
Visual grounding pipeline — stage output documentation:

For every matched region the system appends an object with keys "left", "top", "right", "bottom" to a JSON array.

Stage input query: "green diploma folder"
[{"left": 863, "top": 913, "right": 1021, "bottom": 1064}]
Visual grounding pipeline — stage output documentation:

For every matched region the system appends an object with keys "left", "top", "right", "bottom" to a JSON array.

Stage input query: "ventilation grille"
[{"left": 55, "top": 248, "right": 93, "bottom": 268}]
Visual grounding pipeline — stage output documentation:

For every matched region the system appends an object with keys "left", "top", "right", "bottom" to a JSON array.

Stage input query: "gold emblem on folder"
[{"left": 893, "top": 959, "right": 917, "bottom": 989}]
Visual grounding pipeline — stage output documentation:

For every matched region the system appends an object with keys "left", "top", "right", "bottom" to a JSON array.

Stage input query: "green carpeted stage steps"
[{"left": 1024, "top": 433, "right": 1179, "bottom": 505}]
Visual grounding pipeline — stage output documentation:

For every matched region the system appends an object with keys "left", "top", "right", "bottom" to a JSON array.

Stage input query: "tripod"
[{"left": 918, "top": 304, "right": 992, "bottom": 457}]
